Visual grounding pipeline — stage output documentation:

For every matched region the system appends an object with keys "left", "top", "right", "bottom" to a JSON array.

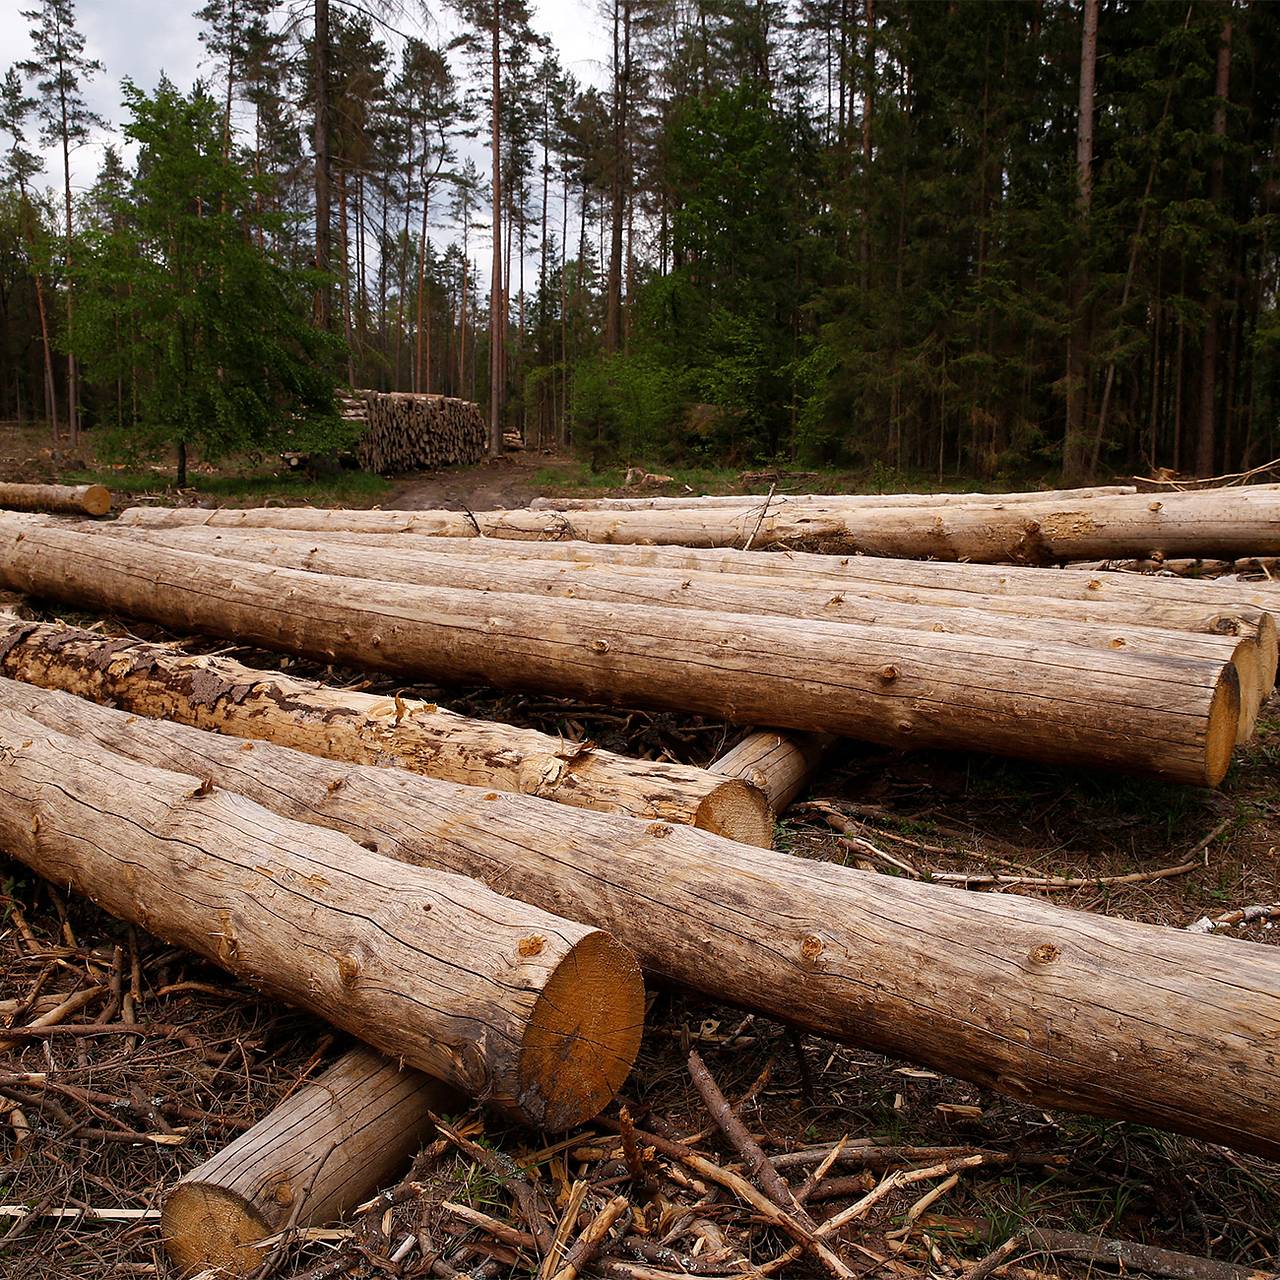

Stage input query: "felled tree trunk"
[
  {"left": 0, "top": 516, "right": 1239, "bottom": 785},
  {"left": 115, "top": 489, "right": 1280, "bottom": 562},
  {"left": 224, "top": 530, "right": 1271, "bottom": 689},
  {"left": 529, "top": 484, "right": 1138, "bottom": 511},
  {"left": 114, "top": 526, "right": 1265, "bottom": 741},
  {"left": 0, "top": 698, "right": 643, "bottom": 1131},
  {"left": 711, "top": 730, "right": 835, "bottom": 811},
  {"left": 7, "top": 677, "right": 1279, "bottom": 1160},
  {"left": 163, "top": 1048, "right": 459, "bottom": 1277},
  {"left": 0, "top": 620, "right": 773, "bottom": 846},
  {"left": 123, "top": 522, "right": 1279, "bottom": 668},
  {"left": 0, "top": 481, "right": 110, "bottom": 516}
]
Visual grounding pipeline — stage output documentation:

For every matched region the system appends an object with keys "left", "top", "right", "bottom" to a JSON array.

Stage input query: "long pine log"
[
  {"left": 114, "top": 525, "right": 1267, "bottom": 741},
  {"left": 0, "top": 481, "right": 110, "bottom": 516},
  {"left": 0, "top": 620, "right": 773, "bottom": 846},
  {"left": 0, "top": 514, "right": 1240, "bottom": 783},
  {"left": 116, "top": 488, "right": 1280, "bottom": 562},
  {"left": 529, "top": 484, "right": 1138, "bottom": 511},
  {"left": 6, "top": 677, "right": 1279, "bottom": 1159},
  {"left": 0, "top": 697, "right": 643, "bottom": 1130},
  {"left": 193, "top": 529, "right": 1274, "bottom": 687}
]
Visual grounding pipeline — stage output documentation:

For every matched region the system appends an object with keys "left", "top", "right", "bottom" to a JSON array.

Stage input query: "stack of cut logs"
[
  {"left": 6, "top": 497, "right": 1274, "bottom": 784},
  {"left": 343, "top": 388, "right": 487, "bottom": 473},
  {"left": 0, "top": 481, "right": 1278, "bottom": 1276}
]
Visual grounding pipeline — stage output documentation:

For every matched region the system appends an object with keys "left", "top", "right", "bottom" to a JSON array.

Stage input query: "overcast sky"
[{"left": 0, "top": 0, "right": 608, "bottom": 202}]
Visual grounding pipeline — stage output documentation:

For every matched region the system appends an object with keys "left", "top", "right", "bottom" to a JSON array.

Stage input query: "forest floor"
[
  {"left": 1, "top": 419, "right": 1048, "bottom": 511},
  {"left": 0, "top": 419, "right": 1277, "bottom": 1278}
]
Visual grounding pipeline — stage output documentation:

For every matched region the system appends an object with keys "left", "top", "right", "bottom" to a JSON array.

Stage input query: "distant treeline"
[{"left": 1, "top": 0, "right": 1276, "bottom": 480}]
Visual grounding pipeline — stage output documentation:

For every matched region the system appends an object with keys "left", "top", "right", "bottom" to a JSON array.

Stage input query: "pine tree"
[
  {"left": 0, "top": 64, "right": 59, "bottom": 440},
  {"left": 19, "top": 0, "right": 104, "bottom": 446},
  {"left": 70, "top": 80, "right": 346, "bottom": 485}
]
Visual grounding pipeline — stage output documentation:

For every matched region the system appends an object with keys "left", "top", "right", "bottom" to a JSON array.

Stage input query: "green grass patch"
[{"left": 64, "top": 466, "right": 391, "bottom": 507}]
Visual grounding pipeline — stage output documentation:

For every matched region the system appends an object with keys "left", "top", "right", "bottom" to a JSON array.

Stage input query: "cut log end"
[
  {"left": 1254, "top": 612, "right": 1278, "bottom": 690},
  {"left": 161, "top": 1182, "right": 270, "bottom": 1277},
  {"left": 82, "top": 484, "right": 111, "bottom": 517},
  {"left": 693, "top": 777, "right": 776, "bottom": 848},
  {"left": 518, "top": 930, "right": 645, "bottom": 1131},
  {"left": 1205, "top": 666, "right": 1242, "bottom": 787}
]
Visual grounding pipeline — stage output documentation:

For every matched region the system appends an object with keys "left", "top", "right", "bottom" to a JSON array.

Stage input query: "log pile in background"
[
  {"left": 118, "top": 485, "right": 1280, "bottom": 563},
  {"left": 344, "top": 388, "right": 487, "bottom": 473},
  {"left": 0, "top": 513, "right": 1244, "bottom": 784},
  {"left": 7, "top": 676, "right": 1280, "bottom": 1163}
]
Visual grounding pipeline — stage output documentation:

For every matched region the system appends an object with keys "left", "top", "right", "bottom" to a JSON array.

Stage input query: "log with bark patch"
[
  {"left": 0, "top": 515, "right": 1241, "bottom": 783},
  {"left": 110, "top": 525, "right": 1268, "bottom": 742},
  {"left": 0, "top": 620, "right": 773, "bottom": 847},
  {"left": 0, "top": 699, "right": 643, "bottom": 1130},
  {"left": 6, "top": 677, "right": 1279, "bottom": 1159},
  {"left": 529, "top": 484, "right": 1139, "bottom": 511},
  {"left": 0, "top": 481, "right": 110, "bottom": 517},
  {"left": 162, "top": 1047, "right": 460, "bottom": 1276},
  {"left": 115, "top": 488, "right": 1280, "bottom": 562}
]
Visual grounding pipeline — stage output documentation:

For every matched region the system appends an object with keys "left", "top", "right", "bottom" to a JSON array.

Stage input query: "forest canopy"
[{"left": 0, "top": 0, "right": 1276, "bottom": 481}]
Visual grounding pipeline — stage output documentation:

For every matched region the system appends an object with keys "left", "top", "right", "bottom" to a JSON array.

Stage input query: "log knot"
[
  {"left": 800, "top": 934, "right": 824, "bottom": 965},
  {"left": 337, "top": 951, "right": 362, "bottom": 988},
  {"left": 518, "top": 934, "right": 545, "bottom": 958},
  {"left": 646, "top": 823, "right": 674, "bottom": 838},
  {"left": 1029, "top": 943, "right": 1061, "bottom": 965}
]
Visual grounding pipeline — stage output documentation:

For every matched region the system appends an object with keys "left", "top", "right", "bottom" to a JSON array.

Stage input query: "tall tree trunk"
[
  {"left": 417, "top": 180, "right": 432, "bottom": 396},
  {"left": 57, "top": 84, "right": 77, "bottom": 446},
  {"left": 21, "top": 201, "right": 59, "bottom": 443},
  {"left": 337, "top": 168, "right": 355, "bottom": 386},
  {"left": 1196, "top": 3, "right": 1233, "bottom": 476},
  {"left": 560, "top": 172, "right": 569, "bottom": 446},
  {"left": 313, "top": 0, "right": 331, "bottom": 329},
  {"left": 223, "top": 0, "right": 238, "bottom": 158},
  {"left": 859, "top": 0, "right": 874, "bottom": 287},
  {"left": 1064, "top": 0, "right": 1098, "bottom": 480},
  {"left": 488, "top": 0, "right": 504, "bottom": 456},
  {"left": 604, "top": 0, "right": 630, "bottom": 351}
]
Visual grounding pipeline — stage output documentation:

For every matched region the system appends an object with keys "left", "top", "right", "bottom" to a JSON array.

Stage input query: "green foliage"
[
  {"left": 571, "top": 350, "right": 691, "bottom": 463},
  {"left": 69, "top": 80, "right": 350, "bottom": 474}
]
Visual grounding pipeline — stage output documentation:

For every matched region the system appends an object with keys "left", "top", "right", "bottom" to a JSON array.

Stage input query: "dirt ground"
[{"left": 1, "top": 428, "right": 1278, "bottom": 1279}]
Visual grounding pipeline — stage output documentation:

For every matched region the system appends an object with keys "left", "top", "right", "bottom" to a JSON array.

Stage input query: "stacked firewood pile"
[
  {"left": 342, "top": 388, "right": 487, "bottom": 473},
  {"left": 0, "top": 482, "right": 1278, "bottom": 1278}
]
